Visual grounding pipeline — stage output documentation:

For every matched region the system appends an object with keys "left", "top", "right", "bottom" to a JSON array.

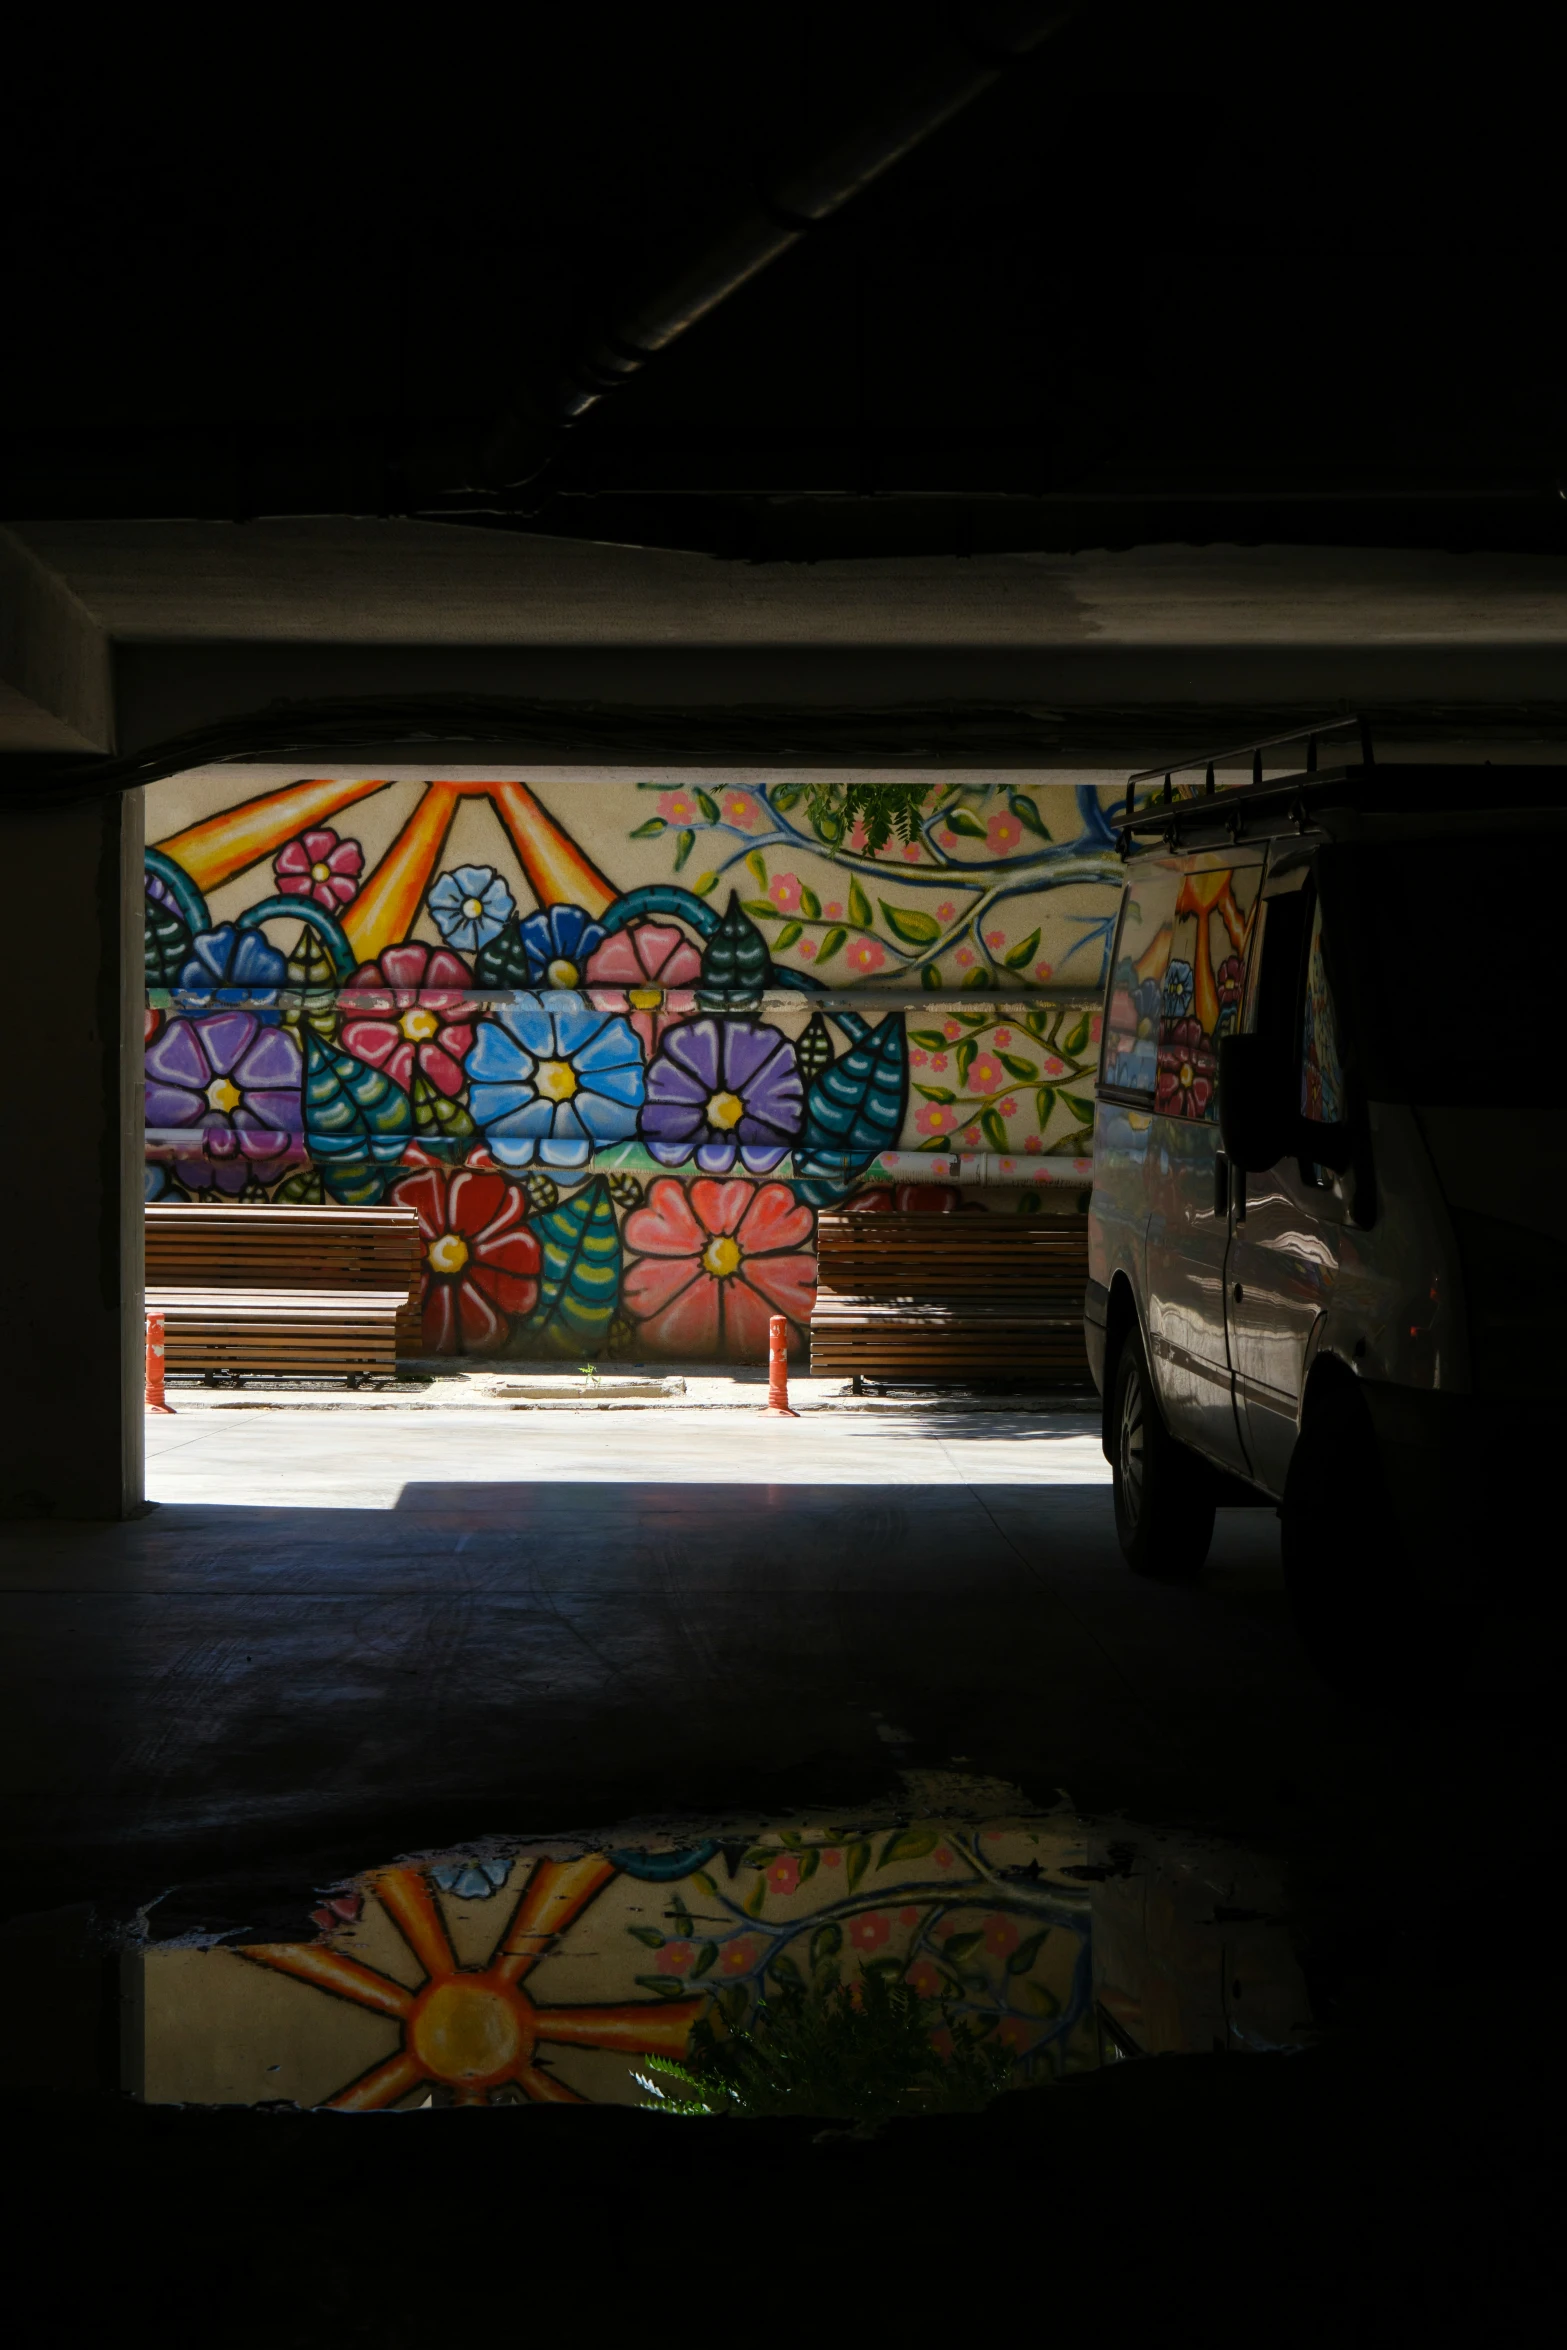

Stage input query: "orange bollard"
[
  {"left": 144, "top": 1310, "right": 175, "bottom": 1414},
  {"left": 762, "top": 1313, "right": 799, "bottom": 1418}
]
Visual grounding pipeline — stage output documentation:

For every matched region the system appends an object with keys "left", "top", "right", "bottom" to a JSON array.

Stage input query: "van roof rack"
[{"left": 1124, "top": 716, "right": 1370, "bottom": 822}]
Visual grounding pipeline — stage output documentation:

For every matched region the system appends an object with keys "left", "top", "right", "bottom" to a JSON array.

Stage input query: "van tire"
[
  {"left": 1281, "top": 1384, "right": 1458, "bottom": 1695},
  {"left": 1110, "top": 1329, "right": 1217, "bottom": 1580}
]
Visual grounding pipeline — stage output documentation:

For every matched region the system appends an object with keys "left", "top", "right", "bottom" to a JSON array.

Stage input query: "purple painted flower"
[
  {"left": 640, "top": 1016, "right": 804, "bottom": 1173},
  {"left": 144, "top": 1012, "right": 304, "bottom": 1155}
]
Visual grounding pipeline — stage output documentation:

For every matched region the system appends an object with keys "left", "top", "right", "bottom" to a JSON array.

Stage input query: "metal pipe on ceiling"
[{"left": 480, "top": 4, "right": 1075, "bottom": 490}]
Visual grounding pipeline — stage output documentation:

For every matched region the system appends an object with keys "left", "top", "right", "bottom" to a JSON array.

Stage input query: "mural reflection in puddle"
[{"left": 133, "top": 1787, "right": 1313, "bottom": 2111}]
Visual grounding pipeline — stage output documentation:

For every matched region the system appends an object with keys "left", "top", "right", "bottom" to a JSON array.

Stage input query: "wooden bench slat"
[{"left": 809, "top": 1209, "right": 1092, "bottom": 1383}]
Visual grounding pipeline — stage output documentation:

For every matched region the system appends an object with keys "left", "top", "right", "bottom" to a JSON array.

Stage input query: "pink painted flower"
[
  {"left": 915, "top": 1102, "right": 958, "bottom": 1136},
  {"left": 940, "top": 826, "right": 958, "bottom": 846},
  {"left": 847, "top": 819, "right": 869, "bottom": 852},
  {"left": 994, "top": 1028, "right": 1012, "bottom": 1046},
  {"left": 1043, "top": 1055, "right": 1066, "bottom": 1078},
  {"left": 767, "top": 1855, "right": 802, "bottom": 1896},
  {"left": 340, "top": 943, "right": 476, "bottom": 1098},
  {"left": 821, "top": 1849, "right": 842, "bottom": 1869},
  {"left": 901, "top": 844, "right": 923, "bottom": 862},
  {"left": 962, "top": 1126, "right": 980, "bottom": 1145},
  {"left": 798, "top": 938, "right": 817, "bottom": 958},
  {"left": 585, "top": 920, "right": 702, "bottom": 1055},
  {"left": 943, "top": 1020, "right": 961, "bottom": 1041},
  {"left": 849, "top": 1913, "right": 890, "bottom": 1952},
  {"left": 997, "top": 2015, "right": 1030, "bottom": 2052},
  {"left": 910, "top": 1048, "right": 928, "bottom": 1067},
  {"left": 934, "top": 1847, "right": 954, "bottom": 1868},
  {"left": 623, "top": 1177, "right": 815, "bottom": 1359},
  {"left": 656, "top": 1939, "right": 695, "bottom": 1975},
  {"left": 969, "top": 1054, "right": 1003, "bottom": 1092},
  {"left": 720, "top": 1933, "right": 764, "bottom": 1975},
  {"left": 1034, "top": 960, "right": 1054, "bottom": 982},
  {"left": 929, "top": 1054, "right": 947, "bottom": 1073},
  {"left": 984, "top": 1915, "right": 1021, "bottom": 1959},
  {"left": 768, "top": 872, "right": 803, "bottom": 914},
  {"left": 985, "top": 930, "right": 1007, "bottom": 949},
  {"left": 998, "top": 1097, "right": 1016, "bottom": 1117},
  {"left": 898, "top": 1906, "right": 920, "bottom": 1928},
  {"left": 1089, "top": 1013, "right": 1102, "bottom": 1041},
  {"left": 1024, "top": 1134, "right": 1041, "bottom": 1151},
  {"left": 845, "top": 936, "right": 886, "bottom": 974},
  {"left": 658, "top": 790, "right": 699, "bottom": 824},
  {"left": 987, "top": 811, "right": 1023, "bottom": 852},
  {"left": 274, "top": 827, "right": 363, "bottom": 911},
  {"left": 905, "top": 1958, "right": 943, "bottom": 1997},
  {"left": 825, "top": 902, "right": 843, "bottom": 919},
  {"left": 936, "top": 902, "right": 955, "bottom": 921},
  {"left": 723, "top": 791, "right": 761, "bottom": 830},
  {"left": 955, "top": 947, "right": 974, "bottom": 967}
]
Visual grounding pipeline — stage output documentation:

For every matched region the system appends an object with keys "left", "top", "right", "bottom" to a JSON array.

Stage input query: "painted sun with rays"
[{"left": 241, "top": 1856, "right": 702, "bottom": 2109}]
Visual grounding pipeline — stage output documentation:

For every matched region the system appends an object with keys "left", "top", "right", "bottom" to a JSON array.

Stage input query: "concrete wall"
[{"left": 143, "top": 768, "right": 1118, "bottom": 1359}]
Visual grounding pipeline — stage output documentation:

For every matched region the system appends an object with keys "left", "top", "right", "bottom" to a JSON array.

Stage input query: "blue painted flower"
[
  {"left": 174, "top": 924, "right": 288, "bottom": 1015},
  {"left": 465, "top": 993, "right": 644, "bottom": 1169},
  {"left": 428, "top": 865, "right": 516, "bottom": 953},
  {"left": 429, "top": 1858, "right": 511, "bottom": 1900},
  {"left": 517, "top": 904, "right": 607, "bottom": 989},
  {"left": 1160, "top": 958, "right": 1195, "bottom": 1021}
]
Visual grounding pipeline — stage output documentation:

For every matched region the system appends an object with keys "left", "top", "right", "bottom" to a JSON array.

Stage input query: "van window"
[
  {"left": 1154, "top": 867, "right": 1258, "bottom": 1121},
  {"left": 1101, "top": 867, "right": 1180, "bottom": 1100},
  {"left": 1300, "top": 894, "right": 1346, "bottom": 1125}
]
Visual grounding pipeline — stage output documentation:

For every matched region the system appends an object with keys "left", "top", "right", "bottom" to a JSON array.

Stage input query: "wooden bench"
[
  {"left": 809, "top": 1209, "right": 1092, "bottom": 1386},
  {"left": 145, "top": 1205, "right": 424, "bottom": 1380}
]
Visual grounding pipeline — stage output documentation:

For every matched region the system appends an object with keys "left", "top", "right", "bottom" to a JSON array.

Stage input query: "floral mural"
[{"left": 144, "top": 772, "right": 1120, "bottom": 1357}]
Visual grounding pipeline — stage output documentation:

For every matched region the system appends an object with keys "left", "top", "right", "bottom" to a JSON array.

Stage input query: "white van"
[{"left": 1084, "top": 742, "right": 1563, "bottom": 1686}]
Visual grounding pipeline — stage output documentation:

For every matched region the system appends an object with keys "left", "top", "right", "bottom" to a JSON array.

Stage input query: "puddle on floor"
[{"left": 118, "top": 1777, "right": 1312, "bottom": 2115}]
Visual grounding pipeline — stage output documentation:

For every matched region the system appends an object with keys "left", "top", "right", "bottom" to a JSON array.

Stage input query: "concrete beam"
[{"left": 0, "top": 528, "right": 114, "bottom": 753}]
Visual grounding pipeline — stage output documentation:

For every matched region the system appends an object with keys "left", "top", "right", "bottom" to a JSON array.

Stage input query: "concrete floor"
[{"left": 3, "top": 1401, "right": 1563, "bottom": 2004}]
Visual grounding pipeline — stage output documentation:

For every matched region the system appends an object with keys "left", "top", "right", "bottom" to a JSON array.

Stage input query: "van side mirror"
[{"left": 1218, "top": 1034, "right": 1291, "bottom": 1172}]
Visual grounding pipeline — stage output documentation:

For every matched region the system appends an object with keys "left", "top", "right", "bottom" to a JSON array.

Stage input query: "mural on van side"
[
  {"left": 143, "top": 773, "right": 1120, "bottom": 1355},
  {"left": 138, "top": 1819, "right": 1096, "bottom": 2111},
  {"left": 1100, "top": 865, "right": 1260, "bottom": 1119}
]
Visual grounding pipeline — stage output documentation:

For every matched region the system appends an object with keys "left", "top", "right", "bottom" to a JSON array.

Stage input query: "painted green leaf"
[
  {"left": 921, "top": 963, "right": 942, "bottom": 988},
  {"left": 769, "top": 1951, "right": 803, "bottom": 1985},
  {"left": 878, "top": 899, "right": 940, "bottom": 947},
  {"left": 1022, "top": 1004, "right": 1050, "bottom": 1037},
  {"left": 743, "top": 1875, "right": 767, "bottom": 1918},
  {"left": 955, "top": 1038, "right": 977, "bottom": 1087},
  {"left": 846, "top": 1839, "right": 872, "bottom": 1892},
  {"left": 740, "top": 899, "right": 777, "bottom": 919},
  {"left": 771, "top": 784, "right": 803, "bottom": 812},
  {"left": 521, "top": 1176, "right": 621, "bottom": 1357},
  {"left": 962, "top": 966, "right": 994, "bottom": 990},
  {"left": 813, "top": 805, "right": 845, "bottom": 845},
  {"left": 631, "top": 817, "right": 667, "bottom": 838},
  {"left": 1061, "top": 1092, "right": 1096, "bottom": 1121},
  {"left": 691, "top": 1942, "right": 719, "bottom": 1979},
  {"left": 941, "top": 1931, "right": 984, "bottom": 1962},
  {"left": 999, "top": 1052, "right": 1038, "bottom": 1080},
  {"left": 981, "top": 1108, "right": 1009, "bottom": 1150},
  {"left": 635, "top": 1976, "right": 694, "bottom": 2001},
  {"left": 913, "top": 1083, "right": 954, "bottom": 1103},
  {"left": 273, "top": 1164, "right": 325, "bottom": 1204},
  {"left": 811, "top": 1922, "right": 843, "bottom": 1965},
  {"left": 280, "top": 923, "right": 340, "bottom": 1040},
  {"left": 1009, "top": 792, "right": 1050, "bottom": 838},
  {"left": 303, "top": 1028, "right": 413, "bottom": 1205},
  {"left": 690, "top": 1871, "right": 718, "bottom": 1900},
  {"left": 910, "top": 1029, "right": 947, "bottom": 1050},
  {"left": 695, "top": 789, "right": 720, "bottom": 823},
  {"left": 797, "top": 1016, "right": 908, "bottom": 1173},
  {"left": 945, "top": 806, "right": 987, "bottom": 838},
  {"left": 1007, "top": 1927, "right": 1054, "bottom": 1976},
  {"left": 1003, "top": 928, "right": 1041, "bottom": 970},
  {"left": 877, "top": 1827, "right": 939, "bottom": 1868},
  {"left": 847, "top": 878, "right": 872, "bottom": 928},
  {"left": 957, "top": 1009, "right": 989, "bottom": 1028},
  {"left": 795, "top": 1012, "right": 836, "bottom": 1085},
  {"left": 474, "top": 921, "right": 532, "bottom": 988},
  {"left": 697, "top": 890, "right": 770, "bottom": 1008},
  {"left": 745, "top": 851, "right": 768, "bottom": 888},
  {"left": 145, "top": 900, "right": 193, "bottom": 988},
  {"left": 798, "top": 884, "right": 821, "bottom": 920},
  {"left": 816, "top": 925, "right": 847, "bottom": 964},
  {"left": 1033, "top": 1085, "right": 1058, "bottom": 1125},
  {"left": 693, "top": 870, "right": 719, "bottom": 896},
  {"left": 669, "top": 1899, "right": 695, "bottom": 1936},
  {"left": 1062, "top": 1012, "right": 1092, "bottom": 1056},
  {"left": 1023, "top": 1977, "right": 1062, "bottom": 2017},
  {"left": 775, "top": 920, "right": 803, "bottom": 950},
  {"left": 627, "top": 1925, "right": 665, "bottom": 1948},
  {"left": 674, "top": 828, "right": 696, "bottom": 872},
  {"left": 409, "top": 1068, "right": 475, "bottom": 1157}
]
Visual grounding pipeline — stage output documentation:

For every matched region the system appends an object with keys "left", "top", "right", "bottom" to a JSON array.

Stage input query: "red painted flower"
[
  {"left": 767, "top": 1855, "right": 802, "bottom": 1896},
  {"left": 1156, "top": 1016, "right": 1217, "bottom": 1120},
  {"left": 274, "top": 827, "right": 363, "bottom": 911},
  {"left": 585, "top": 920, "right": 701, "bottom": 1056},
  {"left": 849, "top": 1912, "right": 890, "bottom": 1952},
  {"left": 389, "top": 1164, "right": 541, "bottom": 1352},
  {"left": 622, "top": 1177, "right": 815, "bottom": 1358},
  {"left": 340, "top": 944, "right": 476, "bottom": 1098}
]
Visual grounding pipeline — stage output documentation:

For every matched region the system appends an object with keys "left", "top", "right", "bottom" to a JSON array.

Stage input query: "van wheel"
[
  {"left": 1281, "top": 1385, "right": 1458, "bottom": 1695},
  {"left": 1110, "top": 1330, "right": 1216, "bottom": 1580}
]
